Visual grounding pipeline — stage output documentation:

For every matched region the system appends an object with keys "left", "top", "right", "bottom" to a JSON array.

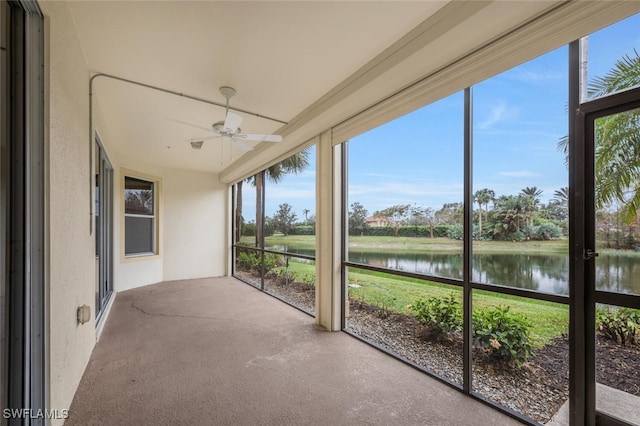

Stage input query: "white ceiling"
[
  {"left": 64, "top": 1, "right": 640, "bottom": 178},
  {"left": 69, "top": 1, "right": 444, "bottom": 172}
]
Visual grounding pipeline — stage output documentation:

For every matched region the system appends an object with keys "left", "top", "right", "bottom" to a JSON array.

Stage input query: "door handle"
[{"left": 583, "top": 249, "right": 599, "bottom": 260}]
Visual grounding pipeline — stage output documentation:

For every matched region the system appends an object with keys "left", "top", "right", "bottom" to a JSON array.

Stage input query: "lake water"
[{"left": 268, "top": 245, "right": 640, "bottom": 296}]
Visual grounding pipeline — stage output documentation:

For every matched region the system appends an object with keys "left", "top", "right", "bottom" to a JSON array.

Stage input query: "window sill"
[{"left": 122, "top": 252, "right": 161, "bottom": 263}]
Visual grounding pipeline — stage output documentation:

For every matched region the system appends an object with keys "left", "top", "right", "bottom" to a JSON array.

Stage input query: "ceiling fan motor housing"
[{"left": 212, "top": 120, "right": 240, "bottom": 135}]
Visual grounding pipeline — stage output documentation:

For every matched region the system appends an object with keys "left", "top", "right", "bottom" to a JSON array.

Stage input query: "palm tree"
[
  {"left": 255, "top": 149, "right": 310, "bottom": 246},
  {"left": 552, "top": 187, "right": 569, "bottom": 204},
  {"left": 558, "top": 50, "right": 640, "bottom": 223},
  {"left": 591, "top": 50, "right": 640, "bottom": 223},
  {"left": 474, "top": 188, "right": 494, "bottom": 234},
  {"left": 234, "top": 149, "right": 310, "bottom": 244},
  {"left": 302, "top": 208, "right": 310, "bottom": 224},
  {"left": 520, "top": 187, "right": 543, "bottom": 227},
  {"left": 521, "top": 186, "right": 543, "bottom": 206},
  {"left": 235, "top": 180, "right": 244, "bottom": 243}
]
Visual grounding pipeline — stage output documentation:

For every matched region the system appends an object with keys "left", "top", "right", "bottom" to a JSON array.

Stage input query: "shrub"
[
  {"left": 362, "top": 226, "right": 395, "bottom": 237},
  {"left": 473, "top": 306, "right": 532, "bottom": 366},
  {"left": 409, "top": 296, "right": 534, "bottom": 367},
  {"left": 446, "top": 224, "right": 464, "bottom": 240},
  {"left": 596, "top": 307, "right": 640, "bottom": 346},
  {"left": 410, "top": 293, "right": 462, "bottom": 338},
  {"left": 236, "top": 249, "right": 281, "bottom": 274},
  {"left": 266, "top": 267, "right": 295, "bottom": 284},
  {"left": 289, "top": 225, "right": 315, "bottom": 235},
  {"left": 371, "top": 294, "right": 397, "bottom": 319},
  {"left": 236, "top": 249, "right": 260, "bottom": 271},
  {"left": 531, "top": 222, "right": 563, "bottom": 240},
  {"left": 241, "top": 223, "right": 256, "bottom": 237}
]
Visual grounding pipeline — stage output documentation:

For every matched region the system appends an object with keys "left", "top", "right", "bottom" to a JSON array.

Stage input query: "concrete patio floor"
[{"left": 66, "top": 277, "right": 522, "bottom": 425}]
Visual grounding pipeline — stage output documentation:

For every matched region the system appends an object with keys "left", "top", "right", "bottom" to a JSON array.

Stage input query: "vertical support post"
[
  {"left": 463, "top": 87, "right": 473, "bottom": 393},
  {"left": 569, "top": 39, "right": 590, "bottom": 426},
  {"left": 315, "top": 132, "right": 341, "bottom": 330},
  {"left": 340, "top": 142, "right": 348, "bottom": 330}
]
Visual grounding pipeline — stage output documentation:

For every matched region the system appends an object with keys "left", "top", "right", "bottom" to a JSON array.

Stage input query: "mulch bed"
[{"left": 345, "top": 301, "right": 640, "bottom": 424}]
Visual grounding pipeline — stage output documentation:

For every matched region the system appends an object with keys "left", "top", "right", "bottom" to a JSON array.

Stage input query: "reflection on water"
[
  {"left": 348, "top": 251, "right": 640, "bottom": 296},
  {"left": 269, "top": 245, "right": 640, "bottom": 296}
]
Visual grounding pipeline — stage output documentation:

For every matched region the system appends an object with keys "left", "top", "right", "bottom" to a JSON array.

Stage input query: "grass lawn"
[
  {"left": 252, "top": 234, "right": 570, "bottom": 254},
  {"left": 282, "top": 258, "right": 568, "bottom": 348},
  {"left": 241, "top": 234, "right": 638, "bottom": 348}
]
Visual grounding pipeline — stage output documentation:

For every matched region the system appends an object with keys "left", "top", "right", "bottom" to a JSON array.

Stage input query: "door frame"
[
  {"left": 95, "top": 135, "right": 114, "bottom": 322},
  {"left": 575, "top": 85, "right": 640, "bottom": 426}
]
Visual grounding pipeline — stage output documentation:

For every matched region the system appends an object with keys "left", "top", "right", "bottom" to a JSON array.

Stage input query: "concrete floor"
[{"left": 67, "top": 277, "right": 522, "bottom": 426}]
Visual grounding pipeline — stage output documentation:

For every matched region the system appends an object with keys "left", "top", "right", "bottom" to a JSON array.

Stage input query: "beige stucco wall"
[
  {"left": 41, "top": 1, "right": 96, "bottom": 423},
  {"left": 163, "top": 168, "right": 226, "bottom": 281},
  {"left": 114, "top": 156, "right": 226, "bottom": 291}
]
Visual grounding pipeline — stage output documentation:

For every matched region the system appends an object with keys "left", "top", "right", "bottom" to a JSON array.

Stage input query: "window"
[{"left": 124, "top": 175, "right": 157, "bottom": 256}]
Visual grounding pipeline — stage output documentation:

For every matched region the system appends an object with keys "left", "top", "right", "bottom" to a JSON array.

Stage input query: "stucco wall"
[
  {"left": 162, "top": 168, "right": 226, "bottom": 281},
  {"left": 114, "top": 156, "right": 225, "bottom": 291},
  {"left": 42, "top": 1, "right": 96, "bottom": 423}
]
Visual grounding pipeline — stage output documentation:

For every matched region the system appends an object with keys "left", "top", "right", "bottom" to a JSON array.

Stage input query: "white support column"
[{"left": 315, "top": 131, "right": 342, "bottom": 331}]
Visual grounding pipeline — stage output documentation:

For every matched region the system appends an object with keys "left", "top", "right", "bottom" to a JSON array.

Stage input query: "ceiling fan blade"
[
  {"left": 168, "top": 118, "right": 211, "bottom": 132},
  {"left": 231, "top": 138, "right": 253, "bottom": 152},
  {"left": 240, "top": 133, "right": 283, "bottom": 143},
  {"left": 224, "top": 111, "right": 243, "bottom": 133}
]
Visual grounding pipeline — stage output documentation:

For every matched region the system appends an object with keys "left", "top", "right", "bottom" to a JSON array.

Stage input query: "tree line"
[{"left": 348, "top": 186, "right": 569, "bottom": 242}]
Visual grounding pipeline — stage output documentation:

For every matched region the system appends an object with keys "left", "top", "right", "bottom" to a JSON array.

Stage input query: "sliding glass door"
[{"left": 95, "top": 138, "right": 114, "bottom": 320}]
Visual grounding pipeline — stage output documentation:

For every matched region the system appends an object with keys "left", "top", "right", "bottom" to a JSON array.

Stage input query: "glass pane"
[
  {"left": 124, "top": 216, "right": 153, "bottom": 255},
  {"left": 264, "top": 253, "right": 316, "bottom": 316},
  {"left": 124, "top": 176, "right": 154, "bottom": 215},
  {"left": 235, "top": 175, "right": 259, "bottom": 248},
  {"left": 595, "top": 303, "right": 640, "bottom": 424},
  {"left": 472, "top": 46, "right": 569, "bottom": 296},
  {"left": 264, "top": 146, "right": 315, "bottom": 256},
  {"left": 471, "top": 290, "right": 569, "bottom": 423},
  {"left": 233, "top": 246, "right": 262, "bottom": 288},
  {"left": 345, "top": 266, "right": 463, "bottom": 386},
  {"left": 594, "top": 108, "right": 640, "bottom": 296},
  {"left": 587, "top": 13, "right": 640, "bottom": 101},
  {"left": 347, "top": 92, "right": 464, "bottom": 280}
]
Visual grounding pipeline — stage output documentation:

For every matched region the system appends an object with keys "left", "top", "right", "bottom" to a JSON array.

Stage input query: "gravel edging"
[{"left": 346, "top": 302, "right": 567, "bottom": 423}]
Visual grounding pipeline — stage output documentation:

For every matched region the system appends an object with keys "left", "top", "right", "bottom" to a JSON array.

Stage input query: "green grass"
[
  {"left": 241, "top": 234, "right": 639, "bottom": 348},
  {"left": 249, "top": 235, "right": 570, "bottom": 254},
  {"left": 281, "top": 258, "right": 568, "bottom": 348}
]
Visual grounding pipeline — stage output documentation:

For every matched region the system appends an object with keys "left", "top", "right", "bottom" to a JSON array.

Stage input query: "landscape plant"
[
  {"left": 473, "top": 305, "right": 533, "bottom": 367},
  {"left": 596, "top": 307, "right": 640, "bottom": 346},
  {"left": 410, "top": 293, "right": 462, "bottom": 338},
  {"left": 236, "top": 247, "right": 281, "bottom": 274},
  {"left": 409, "top": 293, "right": 533, "bottom": 366}
]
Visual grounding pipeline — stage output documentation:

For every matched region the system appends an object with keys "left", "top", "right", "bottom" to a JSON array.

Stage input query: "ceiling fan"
[{"left": 188, "top": 86, "right": 283, "bottom": 151}]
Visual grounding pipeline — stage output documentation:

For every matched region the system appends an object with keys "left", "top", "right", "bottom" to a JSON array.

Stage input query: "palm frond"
[{"left": 589, "top": 49, "right": 640, "bottom": 98}]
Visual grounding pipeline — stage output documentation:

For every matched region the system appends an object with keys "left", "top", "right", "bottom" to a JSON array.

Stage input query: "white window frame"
[{"left": 121, "top": 169, "right": 161, "bottom": 260}]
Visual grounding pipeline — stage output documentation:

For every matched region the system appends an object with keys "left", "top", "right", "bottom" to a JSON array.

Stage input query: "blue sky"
[{"left": 246, "top": 13, "right": 640, "bottom": 222}]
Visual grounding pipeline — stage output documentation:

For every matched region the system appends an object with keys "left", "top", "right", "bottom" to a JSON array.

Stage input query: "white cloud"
[
  {"left": 478, "top": 101, "right": 509, "bottom": 130},
  {"left": 510, "top": 70, "right": 564, "bottom": 83}
]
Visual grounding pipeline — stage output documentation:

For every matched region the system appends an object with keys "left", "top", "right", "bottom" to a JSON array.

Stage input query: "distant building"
[{"left": 366, "top": 216, "right": 396, "bottom": 227}]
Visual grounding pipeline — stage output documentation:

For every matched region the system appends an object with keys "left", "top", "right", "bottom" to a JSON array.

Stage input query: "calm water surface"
[{"left": 269, "top": 245, "right": 640, "bottom": 296}]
